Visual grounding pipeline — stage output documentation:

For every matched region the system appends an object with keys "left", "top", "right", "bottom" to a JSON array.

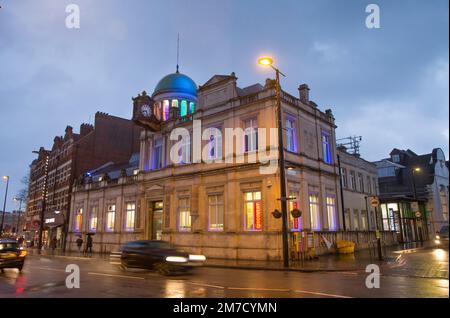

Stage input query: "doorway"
[{"left": 149, "top": 201, "right": 163, "bottom": 240}]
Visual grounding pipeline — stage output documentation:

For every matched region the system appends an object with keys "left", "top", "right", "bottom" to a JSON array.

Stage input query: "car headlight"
[
  {"left": 435, "top": 235, "right": 440, "bottom": 240},
  {"left": 435, "top": 239, "right": 441, "bottom": 245},
  {"left": 189, "top": 254, "right": 206, "bottom": 261},
  {"left": 19, "top": 250, "right": 27, "bottom": 258},
  {"left": 165, "top": 256, "right": 188, "bottom": 263}
]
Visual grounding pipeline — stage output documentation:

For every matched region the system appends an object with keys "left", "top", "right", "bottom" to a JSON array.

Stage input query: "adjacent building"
[
  {"left": 337, "top": 147, "right": 380, "bottom": 232},
  {"left": 67, "top": 69, "right": 397, "bottom": 260},
  {"left": 374, "top": 148, "right": 449, "bottom": 242},
  {"left": 0, "top": 211, "right": 25, "bottom": 235},
  {"left": 25, "top": 112, "right": 141, "bottom": 248}
]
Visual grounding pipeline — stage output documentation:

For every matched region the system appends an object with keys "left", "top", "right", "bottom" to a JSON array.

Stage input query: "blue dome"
[{"left": 153, "top": 72, "right": 197, "bottom": 97}]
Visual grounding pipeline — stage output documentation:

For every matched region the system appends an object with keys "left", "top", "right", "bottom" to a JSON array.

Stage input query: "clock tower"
[{"left": 132, "top": 90, "right": 162, "bottom": 132}]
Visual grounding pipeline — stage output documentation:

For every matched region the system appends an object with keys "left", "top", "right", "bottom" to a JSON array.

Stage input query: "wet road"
[{"left": 0, "top": 246, "right": 448, "bottom": 298}]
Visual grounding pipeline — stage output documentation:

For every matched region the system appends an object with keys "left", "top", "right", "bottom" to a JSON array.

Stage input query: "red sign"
[{"left": 255, "top": 201, "right": 262, "bottom": 230}]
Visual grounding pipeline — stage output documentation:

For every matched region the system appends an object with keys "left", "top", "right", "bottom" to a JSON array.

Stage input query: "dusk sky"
[{"left": 0, "top": 0, "right": 448, "bottom": 212}]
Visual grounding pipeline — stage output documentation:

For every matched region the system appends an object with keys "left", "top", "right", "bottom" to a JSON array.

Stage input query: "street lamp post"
[
  {"left": 411, "top": 167, "right": 427, "bottom": 241},
  {"left": 0, "top": 176, "right": 10, "bottom": 236},
  {"left": 13, "top": 197, "right": 24, "bottom": 235},
  {"left": 258, "top": 56, "right": 289, "bottom": 268}
]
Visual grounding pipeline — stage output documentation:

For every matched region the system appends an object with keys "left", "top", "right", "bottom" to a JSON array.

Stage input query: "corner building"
[{"left": 68, "top": 70, "right": 396, "bottom": 260}]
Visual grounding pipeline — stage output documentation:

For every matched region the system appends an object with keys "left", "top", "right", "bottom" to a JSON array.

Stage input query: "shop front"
[{"left": 380, "top": 200, "right": 429, "bottom": 243}]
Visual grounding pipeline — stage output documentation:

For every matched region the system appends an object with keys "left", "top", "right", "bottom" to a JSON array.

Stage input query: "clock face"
[{"left": 141, "top": 104, "right": 151, "bottom": 117}]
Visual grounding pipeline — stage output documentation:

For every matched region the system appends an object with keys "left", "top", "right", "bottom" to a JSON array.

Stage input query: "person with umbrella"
[{"left": 75, "top": 234, "right": 83, "bottom": 255}]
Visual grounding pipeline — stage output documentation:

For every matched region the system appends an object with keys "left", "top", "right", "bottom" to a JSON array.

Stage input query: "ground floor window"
[
  {"left": 361, "top": 210, "right": 368, "bottom": 230},
  {"left": 345, "top": 209, "right": 351, "bottom": 230},
  {"left": 208, "top": 194, "right": 224, "bottom": 231},
  {"left": 74, "top": 208, "right": 83, "bottom": 232},
  {"left": 353, "top": 209, "right": 360, "bottom": 231},
  {"left": 309, "top": 194, "right": 320, "bottom": 230},
  {"left": 289, "top": 192, "right": 301, "bottom": 231},
  {"left": 326, "top": 195, "right": 337, "bottom": 231},
  {"left": 381, "top": 203, "right": 397, "bottom": 231},
  {"left": 125, "top": 202, "right": 136, "bottom": 231},
  {"left": 179, "top": 198, "right": 191, "bottom": 232},
  {"left": 89, "top": 206, "right": 98, "bottom": 231},
  {"left": 106, "top": 204, "right": 116, "bottom": 232},
  {"left": 244, "top": 191, "right": 262, "bottom": 231}
]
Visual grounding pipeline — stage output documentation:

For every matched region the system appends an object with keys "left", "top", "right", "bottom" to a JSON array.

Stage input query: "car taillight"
[{"left": 19, "top": 250, "right": 27, "bottom": 258}]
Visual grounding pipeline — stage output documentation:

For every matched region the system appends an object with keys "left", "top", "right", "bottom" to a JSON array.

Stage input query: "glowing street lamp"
[{"left": 257, "top": 56, "right": 289, "bottom": 268}]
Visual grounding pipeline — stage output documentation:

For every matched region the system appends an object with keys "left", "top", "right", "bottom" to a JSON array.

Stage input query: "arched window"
[
  {"left": 74, "top": 208, "right": 83, "bottom": 232},
  {"left": 180, "top": 100, "right": 188, "bottom": 117},
  {"left": 171, "top": 99, "right": 179, "bottom": 108},
  {"left": 154, "top": 102, "right": 162, "bottom": 120},
  {"left": 189, "top": 102, "right": 195, "bottom": 114},
  {"left": 163, "top": 100, "right": 170, "bottom": 121}
]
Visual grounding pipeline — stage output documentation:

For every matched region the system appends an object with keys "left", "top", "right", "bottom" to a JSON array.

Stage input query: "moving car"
[
  {"left": 0, "top": 239, "right": 27, "bottom": 272},
  {"left": 119, "top": 240, "right": 206, "bottom": 275}
]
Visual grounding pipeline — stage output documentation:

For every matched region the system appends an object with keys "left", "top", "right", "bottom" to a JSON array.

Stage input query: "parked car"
[
  {"left": 119, "top": 240, "right": 206, "bottom": 275},
  {"left": 0, "top": 239, "right": 27, "bottom": 272}
]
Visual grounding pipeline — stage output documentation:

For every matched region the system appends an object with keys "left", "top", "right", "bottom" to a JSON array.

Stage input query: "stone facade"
[{"left": 67, "top": 72, "right": 397, "bottom": 260}]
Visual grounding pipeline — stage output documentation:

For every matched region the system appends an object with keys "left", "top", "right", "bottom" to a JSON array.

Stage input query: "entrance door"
[{"left": 151, "top": 201, "right": 163, "bottom": 240}]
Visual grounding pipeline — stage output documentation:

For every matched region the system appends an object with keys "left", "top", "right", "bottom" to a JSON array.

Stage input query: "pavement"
[{"left": 1, "top": 242, "right": 448, "bottom": 298}]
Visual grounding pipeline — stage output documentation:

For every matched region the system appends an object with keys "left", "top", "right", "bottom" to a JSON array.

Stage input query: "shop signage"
[{"left": 45, "top": 218, "right": 55, "bottom": 224}]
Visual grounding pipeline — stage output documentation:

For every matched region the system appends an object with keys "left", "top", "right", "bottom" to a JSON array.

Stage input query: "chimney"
[
  {"left": 80, "top": 123, "right": 94, "bottom": 136},
  {"left": 298, "top": 84, "right": 310, "bottom": 103}
]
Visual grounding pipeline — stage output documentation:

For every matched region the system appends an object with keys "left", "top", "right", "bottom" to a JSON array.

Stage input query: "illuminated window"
[
  {"left": 286, "top": 118, "right": 297, "bottom": 152},
  {"left": 74, "top": 208, "right": 83, "bottom": 232},
  {"left": 163, "top": 100, "right": 170, "bottom": 121},
  {"left": 89, "top": 206, "right": 98, "bottom": 231},
  {"left": 326, "top": 196, "right": 337, "bottom": 231},
  {"left": 106, "top": 204, "right": 116, "bottom": 232},
  {"left": 244, "top": 191, "right": 262, "bottom": 231},
  {"left": 180, "top": 100, "right": 188, "bottom": 117},
  {"left": 309, "top": 194, "right": 320, "bottom": 230},
  {"left": 244, "top": 118, "right": 258, "bottom": 152},
  {"left": 179, "top": 198, "right": 191, "bottom": 232},
  {"left": 171, "top": 99, "right": 179, "bottom": 108},
  {"left": 125, "top": 203, "right": 136, "bottom": 231},
  {"left": 289, "top": 192, "right": 301, "bottom": 231},
  {"left": 321, "top": 131, "right": 333, "bottom": 164},
  {"left": 189, "top": 102, "right": 195, "bottom": 114},
  {"left": 208, "top": 195, "right": 224, "bottom": 231}
]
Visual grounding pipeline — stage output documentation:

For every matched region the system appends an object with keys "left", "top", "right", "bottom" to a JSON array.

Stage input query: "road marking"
[
  {"left": 88, "top": 272, "right": 145, "bottom": 280},
  {"left": 228, "top": 287, "right": 291, "bottom": 292},
  {"left": 35, "top": 267, "right": 66, "bottom": 272},
  {"left": 293, "top": 289, "right": 352, "bottom": 298},
  {"left": 189, "top": 281, "right": 225, "bottom": 289}
]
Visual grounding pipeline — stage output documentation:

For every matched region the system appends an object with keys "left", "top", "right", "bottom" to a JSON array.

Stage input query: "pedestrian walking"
[
  {"left": 76, "top": 236, "right": 83, "bottom": 255},
  {"left": 50, "top": 237, "right": 57, "bottom": 254},
  {"left": 84, "top": 234, "right": 93, "bottom": 257}
]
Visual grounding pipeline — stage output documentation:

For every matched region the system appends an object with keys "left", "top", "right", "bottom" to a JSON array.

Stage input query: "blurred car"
[
  {"left": 439, "top": 225, "right": 449, "bottom": 239},
  {"left": 119, "top": 240, "right": 206, "bottom": 275},
  {"left": 0, "top": 239, "right": 27, "bottom": 272}
]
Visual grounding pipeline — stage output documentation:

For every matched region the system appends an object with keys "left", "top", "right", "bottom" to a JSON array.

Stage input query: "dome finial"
[{"left": 176, "top": 33, "right": 180, "bottom": 73}]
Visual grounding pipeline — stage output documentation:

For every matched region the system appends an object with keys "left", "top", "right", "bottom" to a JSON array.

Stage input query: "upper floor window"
[
  {"left": 321, "top": 131, "right": 333, "bottom": 164},
  {"left": 171, "top": 99, "right": 179, "bottom": 108},
  {"left": 349, "top": 171, "right": 356, "bottom": 190},
  {"left": 391, "top": 154, "right": 400, "bottom": 163},
  {"left": 367, "top": 176, "right": 372, "bottom": 194},
  {"left": 189, "top": 102, "right": 195, "bottom": 114},
  {"left": 286, "top": 118, "right": 297, "bottom": 152},
  {"left": 244, "top": 118, "right": 258, "bottom": 152},
  {"left": 152, "top": 137, "right": 163, "bottom": 170},
  {"left": 341, "top": 168, "right": 348, "bottom": 188},
  {"left": 180, "top": 135, "right": 191, "bottom": 164},
  {"left": 358, "top": 173, "right": 364, "bottom": 193},
  {"left": 206, "top": 128, "right": 222, "bottom": 160}
]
